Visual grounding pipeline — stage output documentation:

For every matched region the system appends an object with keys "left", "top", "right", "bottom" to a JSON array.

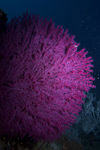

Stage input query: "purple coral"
[{"left": 0, "top": 12, "right": 95, "bottom": 142}]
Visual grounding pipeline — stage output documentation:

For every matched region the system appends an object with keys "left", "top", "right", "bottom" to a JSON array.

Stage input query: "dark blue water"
[{"left": 0, "top": 0, "right": 100, "bottom": 149}]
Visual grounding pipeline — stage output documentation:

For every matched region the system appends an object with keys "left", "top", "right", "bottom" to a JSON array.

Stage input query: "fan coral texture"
[{"left": 0, "top": 12, "right": 95, "bottom": 142}]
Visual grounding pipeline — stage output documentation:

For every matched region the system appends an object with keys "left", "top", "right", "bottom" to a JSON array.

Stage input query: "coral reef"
[
  {"left": 0, "top": 12, "right": 95, "bottom": 142},
  {"left": 0, "top": 136, "right": 84, "bottom": 150}
]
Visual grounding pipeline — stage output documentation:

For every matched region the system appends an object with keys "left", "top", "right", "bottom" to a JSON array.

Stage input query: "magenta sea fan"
[{"left": 0, "top": 12, "right": 95, "bottom": 142}]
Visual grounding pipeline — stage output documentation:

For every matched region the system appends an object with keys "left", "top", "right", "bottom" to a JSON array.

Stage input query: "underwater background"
[{"left": 0, "top": 0, "right": 100, "bottom": 150}]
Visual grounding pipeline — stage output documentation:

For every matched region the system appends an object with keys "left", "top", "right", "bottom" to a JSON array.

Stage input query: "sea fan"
[{"left": 0, "top": 12, "right": 95, "bottom": 142}]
